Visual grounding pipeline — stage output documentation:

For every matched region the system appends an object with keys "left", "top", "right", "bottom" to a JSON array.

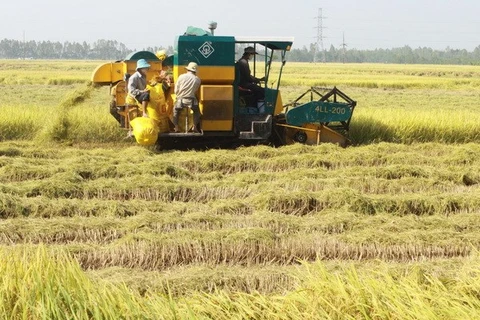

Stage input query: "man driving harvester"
[{"left": 236, "top": 46, "right": 265, "bottom": 103}]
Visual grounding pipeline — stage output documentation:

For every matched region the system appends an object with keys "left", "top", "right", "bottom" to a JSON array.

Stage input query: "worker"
[
  {"left": 150, "top": 69, "right": 171, "bottom": 92},
  {"left": 236, "top": 46, "right": 265, "bottom": 102},
  {"left": 155, "top": 49, "right": 173, "bottom": 93},
  {"left": 127, "top": 59, "right": 151, "bottom": 117},
  {"left": 155, "top": 50, "right": 167, "bottom": 61},
  {"left": 147, "top": 72, "right": 169, "bottom": 123},
  {"left": 173, "top": 62, "right": 201, "bottom": 133},
  {"left": 163, "top": 73, "right": 173, "bottom": 93},
  {"left": 158, "top": 70, "right": 173, "bottom": 94}
]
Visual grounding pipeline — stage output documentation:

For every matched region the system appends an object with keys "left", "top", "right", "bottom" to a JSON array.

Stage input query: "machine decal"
[{"left": 198, "top": 42, "right": 214, "bottom": 58}]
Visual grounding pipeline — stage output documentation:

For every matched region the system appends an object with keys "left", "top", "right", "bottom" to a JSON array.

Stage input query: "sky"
[{"left": 1, "top": 0, "right": 480, "bottom": 51}]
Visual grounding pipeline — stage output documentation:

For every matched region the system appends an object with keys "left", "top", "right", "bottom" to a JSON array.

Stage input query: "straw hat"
[{"left": 185, "top": 62, "right": 198, "bottom": 72}]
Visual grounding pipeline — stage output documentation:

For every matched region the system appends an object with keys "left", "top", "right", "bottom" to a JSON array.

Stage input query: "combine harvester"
[{"left": 91, "top": 24, "right": 356, "bottom": 148}]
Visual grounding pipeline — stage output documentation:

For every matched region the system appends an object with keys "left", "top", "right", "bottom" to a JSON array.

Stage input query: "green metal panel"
[
  {"left": 163, "top": 55, "right": 173, "bottom": 68},
  {"left": 234, "top": 88, "right": 278, "bottom": 115},
  {"left": 264, "top": 88, "right": 278, "bottom": 114},
  {"left": 285, "top": 101, "right": 353, "bottom": 126},
  {"left": 175, "top": 35, "right": 235, "bottom": 67}
]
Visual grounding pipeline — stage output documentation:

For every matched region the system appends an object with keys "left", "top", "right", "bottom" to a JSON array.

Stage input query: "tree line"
[
  {"left": 289, "top": 44, "right": 480, "bottom": 65},
  {"left": 0, "top": 39, "right": 170, "bottom": 60},
  {"left": 1, "top": 38, "right": 480, "bottom": 65}
]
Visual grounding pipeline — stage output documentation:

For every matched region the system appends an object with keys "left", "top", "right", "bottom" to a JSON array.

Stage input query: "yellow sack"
[
  {"left": 146, "top": 84, "right": 168, "bottom": 123},
  {"left": 125, "top": 94, "right": 138, "bottom": 106},
  {"left": 147, "top": 84, "right": 166, "bottom": 105},
  {"left": 130, "top": 117, "right": 159, "bottom": 146},
  {"left": 127, "top": 84, "right": 170, "bottom": 133},
  {"left": 126, "top": 85, "right": 166, "bottom": 115}
]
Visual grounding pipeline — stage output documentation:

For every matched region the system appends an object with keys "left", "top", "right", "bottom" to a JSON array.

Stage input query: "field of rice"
[{"left": 1, "top": 59, "right": 480, "bottom": 319}]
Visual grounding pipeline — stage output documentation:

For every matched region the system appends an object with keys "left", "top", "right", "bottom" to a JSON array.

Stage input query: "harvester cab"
[
  {"left": 91, "top": 25, "right": 356, "bottom": 148},
  {"left": 172, "top": 32, "right": 293, "bottom": 141}
]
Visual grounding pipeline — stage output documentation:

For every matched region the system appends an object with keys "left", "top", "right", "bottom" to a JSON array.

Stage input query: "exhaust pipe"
[{"left": 208, "top": 21, "right": 217, "bottom": 35}]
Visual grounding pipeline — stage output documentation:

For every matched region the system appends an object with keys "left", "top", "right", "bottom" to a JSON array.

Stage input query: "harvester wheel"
[{"left": 294, "top": 131, "right": 307, "bottom": 144}]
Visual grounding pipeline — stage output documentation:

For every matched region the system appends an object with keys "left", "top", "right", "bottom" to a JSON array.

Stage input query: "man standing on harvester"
[{"left": 173, "top": 62, "right": 201, "bottom": 133}]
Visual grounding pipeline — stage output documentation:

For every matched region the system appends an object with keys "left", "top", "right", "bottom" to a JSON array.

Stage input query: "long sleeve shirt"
[
  {"left": 127, "top": 71, "right": 147, "bottom": 97},
  {"left": 236, "top": 56, "right": 258, "bottom": 86},
  {"left": 174, "top": 72, "right": 201, "bottom": 103}
]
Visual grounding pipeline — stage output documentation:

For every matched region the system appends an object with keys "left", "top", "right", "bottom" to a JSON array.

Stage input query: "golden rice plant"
[
  {"left": 2, "top": 60, "right": 480, "bottom": 144},
  {"left": 113, "top": 253, "right": 480, "bottom": 319},
  {"left": 3, "top": 246, "right": 480, "bottom": 320}
]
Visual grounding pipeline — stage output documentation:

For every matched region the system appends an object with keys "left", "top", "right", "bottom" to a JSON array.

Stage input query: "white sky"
[{"left": 1, "top": 0, "right": 479, "bottom": 51}]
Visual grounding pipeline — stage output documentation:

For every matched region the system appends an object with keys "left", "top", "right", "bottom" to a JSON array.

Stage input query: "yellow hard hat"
[{"left": 155, "top": 50, "right": 167, "bottom": 61}]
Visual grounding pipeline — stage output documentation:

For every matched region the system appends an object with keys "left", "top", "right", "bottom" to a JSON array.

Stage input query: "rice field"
[{"left": 1, "top": 59, "right": 480, "bottom": 319}]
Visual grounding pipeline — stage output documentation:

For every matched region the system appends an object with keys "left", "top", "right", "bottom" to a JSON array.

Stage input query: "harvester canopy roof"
[{"left": 234, "top": 37, "right": 294, "bottom": 51}]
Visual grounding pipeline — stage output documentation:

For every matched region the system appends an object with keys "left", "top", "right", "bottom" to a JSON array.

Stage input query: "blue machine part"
[{"left": 285, "top": 101, "right": 353, "bottom": 127}]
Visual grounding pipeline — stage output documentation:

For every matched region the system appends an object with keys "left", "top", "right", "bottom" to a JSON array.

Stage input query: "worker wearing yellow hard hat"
[{"left": 155, "top": 50, "right": 167, "bottom": 61}]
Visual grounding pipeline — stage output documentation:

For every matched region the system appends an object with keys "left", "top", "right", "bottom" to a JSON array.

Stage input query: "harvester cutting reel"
[{"left": 274, "top": 87, "right": 357, "bottom": 147}]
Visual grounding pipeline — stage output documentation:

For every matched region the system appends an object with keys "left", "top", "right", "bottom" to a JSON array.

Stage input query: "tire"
[{"left": 294, "top": 131, "right": 307, "bottom": 144}]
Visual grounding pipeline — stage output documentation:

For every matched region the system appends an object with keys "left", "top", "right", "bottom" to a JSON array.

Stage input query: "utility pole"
[
  {"left": 341, "top": 32, "right": 347, "bottom": 63},
  {"left": 313, "top": 8, "right": 326, "bottom": 63},
  {"left": 23, "top": 30, "right": 26, "bottom": 60}
]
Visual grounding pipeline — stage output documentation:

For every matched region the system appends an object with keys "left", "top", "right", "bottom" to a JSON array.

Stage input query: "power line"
[{"left": 313, "top": 8, "right": 326, "bottom": 63}]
